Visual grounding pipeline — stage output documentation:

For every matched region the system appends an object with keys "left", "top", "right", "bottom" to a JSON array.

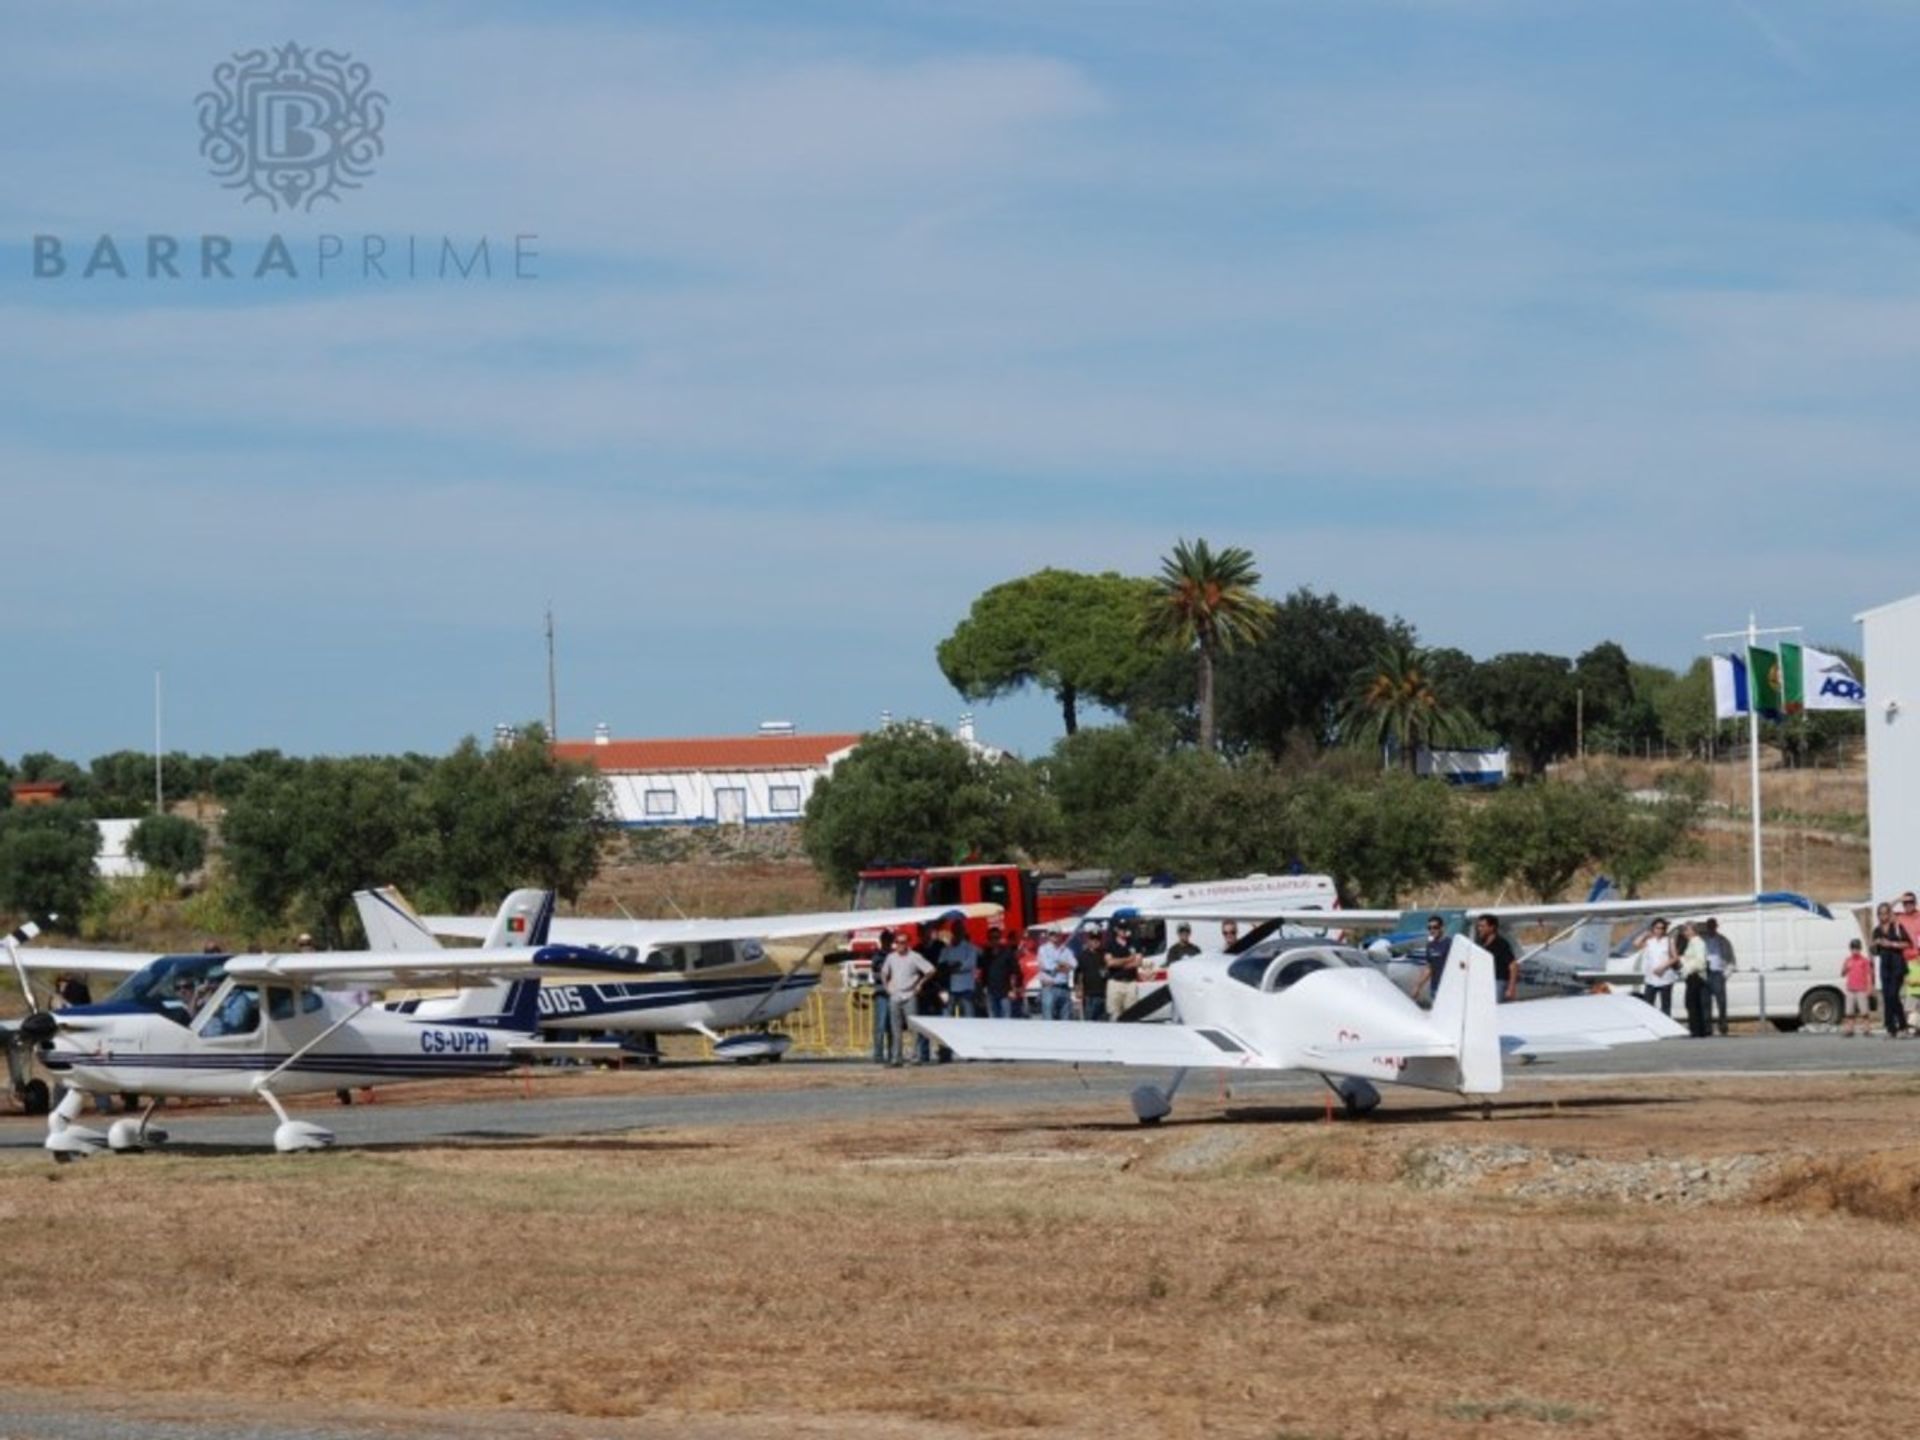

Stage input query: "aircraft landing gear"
[
  {"left": 44, "top": 1086, "right": 108, "bottom": 1161},
  {"left": 1131, "top": 1068, "right": 1188, "bottom": 1125},
  {"left": 1322, "top": 1076, "right": 1382, "bottom": 1117},
  {"left": 107, "top": 1100, "right": 168, "bottom": 1153},
  {"left": 19, "top": 1078, "right": 50, "bottom": 1116},
  {"left": 255, "top": 1085, "right": 335, "bottom": 1153}
]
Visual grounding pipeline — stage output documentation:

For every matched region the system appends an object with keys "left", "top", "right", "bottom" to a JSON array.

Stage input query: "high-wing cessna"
[
  {"left": 3, "top": 921, "right": 151, "bottom": 1114},
  {"left": 911, "top": 934, "right": 1683, "bottom": 1125},
  {"left": 356, "top": 887, "right": 1002, "bottom": 1060},
  {"left": 4, "top": 890, "right": 645, "bottom": 1157}
]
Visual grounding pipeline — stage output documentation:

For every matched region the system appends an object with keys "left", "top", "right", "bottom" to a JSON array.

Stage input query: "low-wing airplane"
[
  {"left": 4, "top": 890, "right": 646, "bottom": 1158},
  {"left": 356, "top": 887, "right": 1003, "bottom": 1061},
  {"left": 910, "top": 934, "right": 1684, "bottom": 1125}
]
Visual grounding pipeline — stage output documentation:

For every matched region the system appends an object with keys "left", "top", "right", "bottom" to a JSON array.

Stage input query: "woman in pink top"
[{"left": 1842, "top": 939, "right": 1875, "bottom": 1036}]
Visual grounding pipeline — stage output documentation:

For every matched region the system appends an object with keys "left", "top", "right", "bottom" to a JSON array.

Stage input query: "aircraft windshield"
[
  {"left": 853, "top": 876, "right": 918, "bottom": 910},
  {"left": 1227, "top": 948, "right": 1355, "bottom": 993},
  {"left": 105, "top": 954, "right": 230, "bottom": 1009}
]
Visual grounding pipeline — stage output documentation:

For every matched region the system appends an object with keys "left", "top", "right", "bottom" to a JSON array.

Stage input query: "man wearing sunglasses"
[{"left": 1410, "top": 915, "right": 1450, "bottom": 1003}]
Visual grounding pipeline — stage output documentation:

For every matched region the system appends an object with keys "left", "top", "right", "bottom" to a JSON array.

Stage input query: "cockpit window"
[
  {"left": 1227, "top": 949, "right": 1346, "bottom": 993},
  {"left": 199, "top": 983, "right": 261, "bottom": 1038},
  {"left": 106, "top": 954, "right": 229, "bottom": 1013}
]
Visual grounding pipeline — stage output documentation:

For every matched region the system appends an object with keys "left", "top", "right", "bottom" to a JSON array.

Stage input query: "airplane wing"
[
  {"left": 1494, "top": 993, "right": 1686, "bottom": 1056},
  {"left": 909, "top": 1016, "right": 1280, "bottom": 1069},
  {"left": 4, "top": 947, "right": 163, "bottom": 977},
  {"left": 224, "top": 943, "right": 648, "bottom": 990},
  {"left": 1121, "top": 893, "right": 1781, "bottom": 933},
  {"left": 413, "top": 901, "right": 1005, "bottom": 948}
]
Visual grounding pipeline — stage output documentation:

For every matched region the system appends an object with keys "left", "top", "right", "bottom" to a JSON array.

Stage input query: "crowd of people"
[
  {"left": 1630, "top": 892, "right": 1920, "bottom": 1038},
  {"left": 870, "top": 914, "right": 1175, "bottom": 1066}
]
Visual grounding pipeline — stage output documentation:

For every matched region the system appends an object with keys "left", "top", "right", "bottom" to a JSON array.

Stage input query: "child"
[{"left": 1842, "top": 938, "right": 1874, "bottom": 1036}]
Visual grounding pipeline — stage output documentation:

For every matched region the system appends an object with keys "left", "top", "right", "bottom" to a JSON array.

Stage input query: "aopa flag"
[
  {"left": 1711, "top": 653, "right": 1749, "bottom": 719},
  {"left": 1786, "top": 642, "right": 1866, "bottom": 711}
]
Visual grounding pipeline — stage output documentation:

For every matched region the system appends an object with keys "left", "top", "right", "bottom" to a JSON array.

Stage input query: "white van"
[{"left": 1601, "top": 898, "right": 1866, "bottom": 1029}]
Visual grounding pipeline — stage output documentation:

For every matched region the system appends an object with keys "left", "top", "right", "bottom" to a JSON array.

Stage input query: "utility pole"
[
  {"left": 153, "top": 669, "right": 164, "bottom": 812},
  {"left": 545, "top": 607, "right": 558, "bottom": 739}
]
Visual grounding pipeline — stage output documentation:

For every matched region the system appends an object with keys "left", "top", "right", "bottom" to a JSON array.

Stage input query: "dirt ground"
[{"left": 1, "top": 1071, "right": 1917, "bottom": 1439}]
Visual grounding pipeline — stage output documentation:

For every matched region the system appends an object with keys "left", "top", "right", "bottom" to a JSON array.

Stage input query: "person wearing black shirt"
[
  {"left": 981, "top": 925, "right": 1023, "bottom": 1018},
  {"left": 1473, "top": 914, "right": 1519, "bottom": 1002},
  {"left": 1165, "top": 922, "right": 1201, "bottom": 965},
  {"left": 1103, "top": 922, "right": 1142, "bottom": 1020},
  {"left": 1873, "top": 901, "right": 1908, "bottom": 1036}
]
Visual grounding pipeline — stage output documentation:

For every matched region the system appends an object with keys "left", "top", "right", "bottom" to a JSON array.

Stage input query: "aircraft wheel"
[
  {"left": 50, "top": 1149, "right": 75, "bottom": 1166},
  {"left": 21, "top": 1079, "right": 50, "bottom": 1116},
  {"left": 1136, "top": 1114, "right": 1163, "bottom": 1127}
]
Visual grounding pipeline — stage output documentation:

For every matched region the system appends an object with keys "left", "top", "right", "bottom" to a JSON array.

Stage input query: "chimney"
[
  {"left": 957, "top": 712, "right": 976, "bottom": 745},
  {"left": 492, "top": 723, "right": 514, "bottom": 750},
  {"left": 593, "top": 722, "right": 611, "bottom": 746},
  {"left": 879, "top": 708, "right": 894, "bottom": 729}
]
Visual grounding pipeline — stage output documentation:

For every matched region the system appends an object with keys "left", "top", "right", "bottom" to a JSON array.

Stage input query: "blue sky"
[{"left": 3, "top": 0, "right": 1916, "bottom": 761}]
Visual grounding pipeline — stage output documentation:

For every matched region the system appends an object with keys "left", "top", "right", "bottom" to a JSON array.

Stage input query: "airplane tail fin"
[
  {"left": 416, "top": 978, "right": 543, "bottom": 1032},
  {"left": 483, "top": 890, "right": 555, "bottom": 951},
  {"left": 1432, "top": 936, "right": 1502, "bottom": 1094},
  {"left": 353, "top": 887, "right": 441, "bottom": 953}
]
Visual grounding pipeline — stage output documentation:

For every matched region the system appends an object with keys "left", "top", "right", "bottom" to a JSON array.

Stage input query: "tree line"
[
  {"left": 802, "top": 720, "right": 1706, "bottom": 904},
  {"left": 936, "top": 549, "right": 1864, "bottom": 772},
  {"left": 0, "top": 726, "right": 610, "bottom": 942}
]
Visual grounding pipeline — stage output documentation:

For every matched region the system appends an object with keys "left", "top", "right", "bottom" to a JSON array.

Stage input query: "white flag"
[
  {"left": 1801, "top": 646, "right": 1865, "bottom": 711},
  {"left": 1710, "top": 653, "right": 1747, "bottom": 719}
]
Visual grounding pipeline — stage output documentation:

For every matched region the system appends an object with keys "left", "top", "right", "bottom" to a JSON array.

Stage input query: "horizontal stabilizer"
[
  {"left": 910, "top": 1016, "right": 1275, "bottom": 1069},
  {"left": 1497, "top": 992, "right": 1686, "bottom": 1050}
]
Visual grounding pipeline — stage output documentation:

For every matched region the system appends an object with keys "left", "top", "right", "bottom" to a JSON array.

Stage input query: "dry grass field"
[{"left": 3, "top": 1070, "right": 1918, "bottom": 1439}]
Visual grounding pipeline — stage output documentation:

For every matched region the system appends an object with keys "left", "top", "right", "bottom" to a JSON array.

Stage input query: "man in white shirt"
[
  {"left": 879, "top": 932, "right": 935, "bottom": 1066},
  {"left": 1035, "top": 927, "right": 1076, "bottom": 1021},
  {"left": 1638, "top": 918, "right": 1678, "bottom": 1016}
]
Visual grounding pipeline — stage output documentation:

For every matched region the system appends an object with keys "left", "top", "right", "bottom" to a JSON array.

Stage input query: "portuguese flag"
[
  {"left": 1748, "top": 645, "right": 1785, "bottom": 720},
  {"left": 1779, "top": 642, "right": 1806, "bottom": 716}
]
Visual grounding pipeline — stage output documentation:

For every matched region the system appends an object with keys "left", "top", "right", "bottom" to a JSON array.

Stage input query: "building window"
[
  {"left": 644, "top": 789, "right": 677, "bottom": 816},
  {"left": 769, "top": 785, "right": 802, "bottom": 814}
]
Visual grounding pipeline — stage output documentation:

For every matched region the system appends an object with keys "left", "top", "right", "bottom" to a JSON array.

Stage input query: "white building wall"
[
  {"left": 1861, "top": 593, "right": 1920, "bottom": 903},
  {"left": 602, "top": 767, "right": 830, "bottom": 827}
]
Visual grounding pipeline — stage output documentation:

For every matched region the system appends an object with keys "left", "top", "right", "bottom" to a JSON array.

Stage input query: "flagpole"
[{"left": 1705, "top": 613, "right": 1800, "bottom": 897}]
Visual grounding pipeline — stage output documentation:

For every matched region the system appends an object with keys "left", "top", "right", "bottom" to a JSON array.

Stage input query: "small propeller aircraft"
[
  {"left": 356, "top": 887, "right": 1003, "bottom": 1061},
  {"left": 3, "top": 890, "right": 645, "bottom": 1158},
  {"left": 910, "top": 933, "right": 1684, "bottom": 1125}
]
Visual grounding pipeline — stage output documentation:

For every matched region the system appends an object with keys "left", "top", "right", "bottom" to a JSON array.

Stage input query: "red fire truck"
[{"left": 848, "top": 863, "right": 1115, "bottom": 958}]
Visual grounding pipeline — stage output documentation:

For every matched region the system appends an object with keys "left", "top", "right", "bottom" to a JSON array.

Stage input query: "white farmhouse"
[
  {"left": 1858, "top": 592, "right": 1920, "bottom": 903},
  {"left": 554, "top": 724, "right": 861, "bottom": 828}
]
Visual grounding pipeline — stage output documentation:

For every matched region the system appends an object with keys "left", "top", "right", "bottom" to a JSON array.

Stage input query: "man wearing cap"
[
  {"left": 1166, "top": 923, "right": 1201, "bottom": 965},
  {"left": 1035, "top": 926, "right": 1075, "bottom": 1022},
  {"left": 1103, "top": 921, "right": 1142, "bottom": 1021},
  {"left": 981, "top": 924, "right": 1022, "bottom": 1018}
]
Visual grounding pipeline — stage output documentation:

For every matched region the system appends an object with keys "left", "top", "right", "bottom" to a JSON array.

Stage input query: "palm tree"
[
  {"left": 1142, "top": 538, "right": 1274, "bottom": 752},
  {"left": 1339, "top": 641, "right": 1475, "bottom": 771}
]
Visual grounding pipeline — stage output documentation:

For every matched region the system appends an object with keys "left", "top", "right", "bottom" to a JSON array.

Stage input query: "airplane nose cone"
[{"left": 19, "top": 1011, "right": 56, "bottom": 1045}]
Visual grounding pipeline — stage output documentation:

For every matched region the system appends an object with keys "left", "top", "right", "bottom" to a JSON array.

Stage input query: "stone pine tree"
[
  {"left": 1141, "top": 539, "right": 1273, "bottom": 753},
  {"left": 937, "top": 569, "right": 1157, "bottom": 735}
]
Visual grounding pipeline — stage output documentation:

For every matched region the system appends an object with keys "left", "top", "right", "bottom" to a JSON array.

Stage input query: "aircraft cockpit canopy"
[
  {"left": 1227, "top": 945, "right": 1367, "bottom": 994},
  {"left": 105, "top": 953, "right": 231, "bottom": 1015}
]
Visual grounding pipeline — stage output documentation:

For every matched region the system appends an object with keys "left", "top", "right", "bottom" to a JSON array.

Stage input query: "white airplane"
[
  {"left": 4, "top": 920, "right": 152, "bottom": 1115},
  {"left": 910, "top": 934, "right": 1683, "bottom": 1125},
  {"left": 356, "top": 887, "right": 1002, "bottom": 1060},
  {"left": 4, "top": 890, "right": 646, "bottom": 1158}
]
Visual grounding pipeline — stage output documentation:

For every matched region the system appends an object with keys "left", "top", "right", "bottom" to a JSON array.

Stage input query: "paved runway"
[{"left": 3, "top": 1033, "right": 1914, "bottom": 1158}]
